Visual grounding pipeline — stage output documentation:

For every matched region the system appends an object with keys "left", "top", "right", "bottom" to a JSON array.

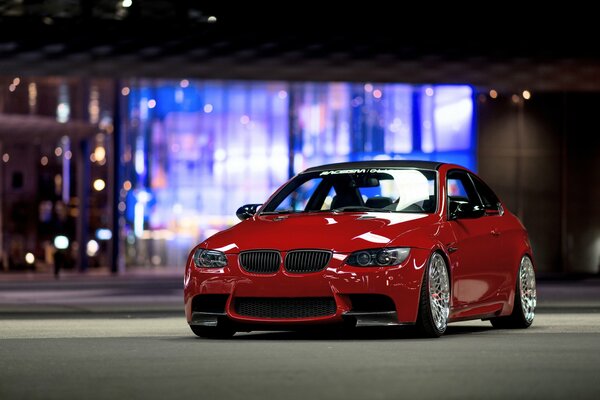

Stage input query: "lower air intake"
[{"left": 234, "top": 297, "right": 336, "bottom": 319}]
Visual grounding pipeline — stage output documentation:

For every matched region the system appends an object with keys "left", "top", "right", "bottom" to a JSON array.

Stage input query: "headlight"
[
  {"left": 346, "top": 248, "right": 410, "bottom": 267},
  {"left": 192, "top": 249, "right": 228, "bottom": 268}
]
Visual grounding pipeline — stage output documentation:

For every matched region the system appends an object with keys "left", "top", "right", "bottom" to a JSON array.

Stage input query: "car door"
[
  {"left": 446, "top": 170, "right": 503, "bottom": 311},
  {"left": 469, "top": 173, "right": 516, "bottom": 302}
]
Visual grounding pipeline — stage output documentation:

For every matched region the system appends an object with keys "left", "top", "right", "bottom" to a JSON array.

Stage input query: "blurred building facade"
[
  {"left": 0, "top": 77, "right": 115, "bottom": 272},
  {"left": 1, "top": 75, "right": 599, "bottom": 276}
]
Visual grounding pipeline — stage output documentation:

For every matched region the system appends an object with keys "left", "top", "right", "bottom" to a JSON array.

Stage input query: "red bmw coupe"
[{"left": 184, "top": 161, "right": 537, "bottom": 338}]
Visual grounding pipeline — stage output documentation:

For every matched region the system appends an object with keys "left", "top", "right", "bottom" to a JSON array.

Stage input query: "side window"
[
  {"left": 447, "top": 170, "right": 482, "bottom": 215},
  {"left": 470, "top": 174, "right": 500, "bottom": 211},
  {"left": 447, "top": 177, "right": 469, "bottom": 200},
  {"left": 447, "top": 171, "right": 480, "bottom": 205}
]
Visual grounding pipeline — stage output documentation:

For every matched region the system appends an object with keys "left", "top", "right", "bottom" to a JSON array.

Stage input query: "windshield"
[{"left": 261, "top": 168, "right": 437, "bottom": 214}]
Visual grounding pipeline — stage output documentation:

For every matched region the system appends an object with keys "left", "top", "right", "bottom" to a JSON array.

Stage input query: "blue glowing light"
[
  {"left": 123, "top": 81, "right": 476, "bottom": 266},
  {"left": 96, "top": 229, "right": 113, "bottom": 241}
]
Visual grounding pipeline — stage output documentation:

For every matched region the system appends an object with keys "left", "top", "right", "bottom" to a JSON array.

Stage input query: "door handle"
[{"left": 491, "top": 229, "right": 501, "bottom": 237}]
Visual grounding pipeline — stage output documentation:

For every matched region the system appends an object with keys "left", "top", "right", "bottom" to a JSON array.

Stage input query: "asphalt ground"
[{"left": 1, "top": 272, "right": 599, "bottom": 399}]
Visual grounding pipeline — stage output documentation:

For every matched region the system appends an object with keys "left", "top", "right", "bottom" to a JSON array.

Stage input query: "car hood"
[{"left": 203, "top": 212, "right": 435, "bottom": 253}]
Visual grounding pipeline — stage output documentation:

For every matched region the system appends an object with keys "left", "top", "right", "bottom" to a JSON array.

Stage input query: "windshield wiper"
[
  {"left": 259, "top": 210, "right": 295, "bottom": 215},
  {"left": 330, "top": 206, "right": 392, "bottom": 213}
]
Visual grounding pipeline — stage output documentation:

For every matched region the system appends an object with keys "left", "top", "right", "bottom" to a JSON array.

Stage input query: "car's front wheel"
[
  {"left": 416, "top": 252, "right": 450, "bottom": 338},
  {"left": 490, "top": 255, "right": 536, "bottom": 329},
  {"left": 190, "top": 324, "right": 236, "bottom": 339}
]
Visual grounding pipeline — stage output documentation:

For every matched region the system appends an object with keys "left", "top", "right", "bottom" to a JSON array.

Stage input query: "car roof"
[{"left": 302, "top": 160, "right": 444, "bottom": 173}]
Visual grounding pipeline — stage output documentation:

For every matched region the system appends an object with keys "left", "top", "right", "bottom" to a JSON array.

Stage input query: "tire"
[
  {"left": 415, "top": 252, "right": 450, "bottom": 338},
  {"left": 490, "top": 255, "right": 536, "bottom": 329},
  {"left": 190, "top": 324, "right": 236, "bottom": 339}
]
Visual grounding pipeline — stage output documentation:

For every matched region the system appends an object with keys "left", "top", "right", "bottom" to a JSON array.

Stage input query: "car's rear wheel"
[
  {"left": 490, "top": 255, "right": 536, "bottom": 329},
  {"left": 416, "top": 252, "right": 450, "bottom": 338},
  {"left": 190, "top": 324, "right": 236, "bottom": 339}
]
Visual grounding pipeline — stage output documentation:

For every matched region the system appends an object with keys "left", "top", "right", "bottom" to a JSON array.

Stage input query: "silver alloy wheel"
[
  {"left": 428, "top": 253, "right": 450, "bottom": 331},
  {"left": 519, "top": 256, "right": 536, "bottom": 323}
]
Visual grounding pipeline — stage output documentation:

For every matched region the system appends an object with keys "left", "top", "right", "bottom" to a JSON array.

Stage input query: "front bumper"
[{"left": 184, "top": 248, "right": 430, "bottom": 327}]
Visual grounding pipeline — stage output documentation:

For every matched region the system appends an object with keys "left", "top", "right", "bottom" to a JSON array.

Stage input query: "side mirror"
[
  {"left": 236, "top": 204, "right": 262, "bottom": 221},
  {"left": 450, "top": 203, "right": 485, "bottom": 220}
]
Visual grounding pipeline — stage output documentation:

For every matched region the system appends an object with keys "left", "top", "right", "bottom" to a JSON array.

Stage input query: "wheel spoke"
[
  {"left": 428, "top": 253, "right": 449, "bottom": 332},
  {"left": 519, "top": 256, "right": 536, "bottom": 324}
]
